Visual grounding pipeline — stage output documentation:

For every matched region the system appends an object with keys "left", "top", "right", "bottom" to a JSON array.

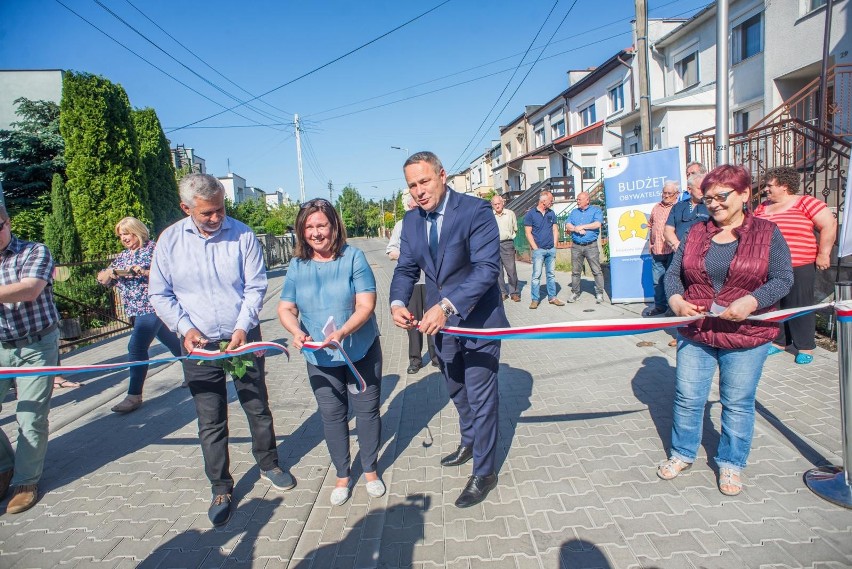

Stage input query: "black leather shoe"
[
  {"left": 455, "top": 473, "right": 498, "bottom": 508},
  {"left": 440, "top": 445, "right": 473, "bottom": 467},
  {"left": 407, "top": 360, "right": 421, "bottom": 374},
  {"left": 208, "top": 493, "right": 232, "bottom": 526}
]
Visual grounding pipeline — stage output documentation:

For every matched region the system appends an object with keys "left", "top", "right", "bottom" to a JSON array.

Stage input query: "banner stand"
[{"left": 804, "top": 281, "right": 852, "bottom": 508}]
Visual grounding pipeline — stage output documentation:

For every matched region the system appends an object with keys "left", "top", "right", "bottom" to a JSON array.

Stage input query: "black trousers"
[
  {"left": 407, "top": 283, "right": 437, "bottom": 363},
  {"left": 437, "top": 334, "right": 501, "bottom": 476},
  {"left": 181, "top": 326, "right": 278, "bottom": 495},
  {"left": 776, "top": 263, "right": 817, "bottom": 351},
  {"left": 307, "top": 337, "right": 383, "bottom": 478}
]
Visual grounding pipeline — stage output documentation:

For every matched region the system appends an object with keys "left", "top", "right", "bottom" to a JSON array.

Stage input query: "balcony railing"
[
  {"left": 686, "top": 117, "right": 850, "bottom": 215},
  {"left": 503, "top": 176, "right": 575, "bottom": 203}
]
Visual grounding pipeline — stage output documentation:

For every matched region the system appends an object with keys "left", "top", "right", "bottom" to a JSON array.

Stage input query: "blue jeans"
[
  {"left": 670, "top": 338, "right": 769, "bottom": 472},
  {"left": 530, "top": 247, "right": 556, "bottom": 302},
  {"left": 651, "top": 253, "right": 673, "bottom": 310},
  {"left": 127, "top": 313, "right": 182, "bottom": 396},
  {"left": 0, "top": 328, "right": 59, "bottom": 485}
]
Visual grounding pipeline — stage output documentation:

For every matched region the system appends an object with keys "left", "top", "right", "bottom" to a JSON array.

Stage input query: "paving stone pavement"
[{"left": 1, "top": 237, "right": 851, "bottom": 568}]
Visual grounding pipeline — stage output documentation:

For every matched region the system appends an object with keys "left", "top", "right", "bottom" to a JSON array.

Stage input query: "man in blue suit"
[{"left": 389, "top": 151, "right": 509, "bottom": 508}]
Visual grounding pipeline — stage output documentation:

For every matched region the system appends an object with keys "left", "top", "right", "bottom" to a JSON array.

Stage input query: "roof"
[{"left": 654, "top": 4, "right": 716, "bottom": 48}]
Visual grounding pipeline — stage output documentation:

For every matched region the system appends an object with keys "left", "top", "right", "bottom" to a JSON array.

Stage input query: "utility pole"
[
  {"left": 295, "top": 113, "right": 305, "bottom": 203},
  {"left": 818, "top": 0, "right": 835, "bottom": 133},
  {"left": 715, "top": 0, "right": 730, "bottom": 165},
  {"left": 635, "top": 0, "right": 652, "bottom": 152},
  {"left": 328, "top": 180, "right": 334, "bottom": 206}
]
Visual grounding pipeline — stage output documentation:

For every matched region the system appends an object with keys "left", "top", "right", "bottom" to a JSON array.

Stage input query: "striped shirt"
[
  {"left": 0, "top": 236, "right": 60, "bottom": 341},
  {"left": 648, "top": 201, "right": 674, "bottom": 255},
  {"left": 754, "top": 195, "right": 826, "bottom": 267}
]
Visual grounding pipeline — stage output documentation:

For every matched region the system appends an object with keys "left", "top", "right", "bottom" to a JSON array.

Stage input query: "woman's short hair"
[
  {"left": 294, "top": 198, "right": 347, "bottom": 261},
  {"left": 115, "top": 216, "right": 150, "bottom": 244},
  {"left": 701, "top": 164, "right": 752, "bottom": 196},
  {"left": 762, "top": 166, "right": 800, "bottom": 194}
]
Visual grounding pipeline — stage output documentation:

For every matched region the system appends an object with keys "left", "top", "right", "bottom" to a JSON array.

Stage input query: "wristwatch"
[{"left": 438, "top": 299, "right": 454, "bottom": 318}]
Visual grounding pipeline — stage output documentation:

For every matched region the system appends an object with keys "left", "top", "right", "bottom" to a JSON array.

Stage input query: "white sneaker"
[
  {"left": 365, "top": 479, "right": 386, "bottom": 498},
  {"left": 330, "top": 486, "right": 350, "bottom": 506},
  {"left": 595, "top": 293, "right": 605, "bottom": 304},
  {"left": 567, "top": 293, "right": 580, "bottom": 303}
]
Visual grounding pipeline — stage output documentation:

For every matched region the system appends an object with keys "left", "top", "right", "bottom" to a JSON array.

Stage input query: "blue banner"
[{"left": 602, "top": 147, "right": 682, "bottom": 303}]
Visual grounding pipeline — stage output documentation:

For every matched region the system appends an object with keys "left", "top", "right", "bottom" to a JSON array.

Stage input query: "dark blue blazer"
[{"left": 389, "top": 189, "right": 509, "bottom": 351}]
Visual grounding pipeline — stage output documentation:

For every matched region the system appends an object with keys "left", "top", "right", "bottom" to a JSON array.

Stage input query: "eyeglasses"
[
  {"left": 701, "top": 191, "right": 734, "bottom": 205},
  {"left": 300, "top": 198, "right": 332, "bottom": 209},
  {"left": 661, "top": 192, "right": 678, "bottom": 197}
]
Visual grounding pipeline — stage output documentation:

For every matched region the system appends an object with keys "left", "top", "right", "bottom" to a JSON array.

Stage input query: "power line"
[
  {"left": 92, "top": 0, "right": 287, "bottom": 129},
  {"left": 166, "top": 0, "right": 454, "bottom": 134},
  {"left": 53, "top": 0, "right": 286, "bottom": 132},
  {"left": 310, "top": 1, "right": 702, "bottom": 128},
  {"left": 303, "top": 0, "right": 688, "bottom": 121},
  {"left": 120, "top": 0, "right": 293, "bottom": 120},
  {"left": 448, "top": 0, "right": 562, "bottom": 174}
]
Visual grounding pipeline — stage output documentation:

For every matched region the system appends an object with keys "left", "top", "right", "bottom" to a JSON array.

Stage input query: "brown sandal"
[{"left": 657, "top": 457, "right": 692, "bottom": 480}]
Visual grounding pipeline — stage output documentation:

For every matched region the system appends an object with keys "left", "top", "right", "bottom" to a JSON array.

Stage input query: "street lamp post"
[
  {"left": 390, "top": 146, "right": 409, "bottom": 159},
  {"left": 373, "top": 185, "right": 385, "bottom": 238}
]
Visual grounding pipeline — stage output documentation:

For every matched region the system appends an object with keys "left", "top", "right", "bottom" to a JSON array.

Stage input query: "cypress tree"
[
  {"left": 43, "top": 173, "right": 81, "bottom": 263},
  {"left": 131, "top": 108, "right": 182, "bottom": 234},
  {"left": 59, "top": 72, "right": 151, "bottom": 259}
]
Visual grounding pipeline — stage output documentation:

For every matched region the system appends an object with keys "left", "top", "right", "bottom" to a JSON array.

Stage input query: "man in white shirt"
[{"left": 491, "top": 195, "right": 520, "bottom": 302}]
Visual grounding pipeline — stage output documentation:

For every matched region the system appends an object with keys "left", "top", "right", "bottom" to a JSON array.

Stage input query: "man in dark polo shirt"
[
  {"left": 524, "top": 191, "right": 565, "bottom": 309},
  {"left": 0, "top": 205, "right": 61, "bottom": 514}
]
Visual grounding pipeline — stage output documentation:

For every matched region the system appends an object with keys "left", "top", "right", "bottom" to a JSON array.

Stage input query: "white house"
[
  {"left": 0, "top": 70, "right": 63, "bottom": 131},
  {"left": 218, "top": 172, "right": 247, "bottom": 204}
]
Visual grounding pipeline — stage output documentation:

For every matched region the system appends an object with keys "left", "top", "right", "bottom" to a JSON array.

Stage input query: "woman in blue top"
[
  {"left": 278, "top": 198, "right": 383, "bottom": 506},
  {"left": 96, "top": 217, "right": 182, "bottom": 414}
]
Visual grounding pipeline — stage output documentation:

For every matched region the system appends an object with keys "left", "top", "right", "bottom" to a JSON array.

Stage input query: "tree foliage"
[
  {"left": 60, "top": 72, "right": 151, "bottom": 260},
  {"left": 226, "top": 197, "right": 269, "bottom": 233},
  {"left": 43, "top": 173, "right": 82, "bottom": 263},
  {"left": 336, "top": 185, "right": 368, "bottom": 236},
  {"left": 131, "top": 108, "right": 182, "bottom": 234},
  {"left": 0, "top": 98, "right": 65, "bottom": 214}
]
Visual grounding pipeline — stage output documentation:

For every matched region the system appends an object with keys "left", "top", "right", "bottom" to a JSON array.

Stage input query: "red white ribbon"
[
  {"left": 0, "top": 341, "right": 289, "bottom": 380},
  {"left": 302, "top": 339, "right": 368, "bottom": 394}
]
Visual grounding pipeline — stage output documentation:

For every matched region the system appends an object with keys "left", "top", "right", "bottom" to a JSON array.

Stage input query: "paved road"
[{"left": 1, "top": 237, "right": 850, "bottom": 568}]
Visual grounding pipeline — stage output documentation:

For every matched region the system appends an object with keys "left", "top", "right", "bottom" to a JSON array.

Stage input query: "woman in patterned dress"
[{"left": 97, "top": 217, "right": 182, "bottom": 413}]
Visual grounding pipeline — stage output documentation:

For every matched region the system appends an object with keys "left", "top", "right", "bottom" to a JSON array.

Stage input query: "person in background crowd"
[
  {"left": 565, "top": 191, "right": 605, "bottom": 303},
  {"left": 664, "top": 173, "right": 709, "bottom": 252},
  {"left": 390, "top": 151, "right": 508, "bottom": 508},
  {"left": 659, "top": 165, "right": 793, "bottom": 496},
  {"left": 387, "top": 196, "right": 439, "bottom": 373},
  {"left": 525, "top": 191, "right": 564, "bottom": 309},
  {"left": 279, "top": 198, "right": 384, "bottom": 507},
  {"left": 491, "top": 195, "right": 520, "bottom": 302},
  {"left": 644, "top": 181, "right": 679, "bottom": 317},
  {"left": 754, "top": 166, "right": 837, "bottom": 364},
  {"left": 0, "top": 205, "right": 61, "bottom": 514},
  {"left": 97, "top": 217, "right": 182, "bottom": 413},
  {"left": 150, "top": 173, "right": 293, "bottom": 527}
]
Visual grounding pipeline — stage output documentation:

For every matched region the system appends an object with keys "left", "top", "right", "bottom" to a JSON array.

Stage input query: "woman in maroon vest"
[{"left": 657, "top": 165, "right": 792, "bottom": 496}]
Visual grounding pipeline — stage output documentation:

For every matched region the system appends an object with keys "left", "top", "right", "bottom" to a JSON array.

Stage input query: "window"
[
  {"left": 733, "top": 13, "right": 762, "bottom": 64},
  {"left": 810, "top": 0, "right": 827, "bottom": 10},
  {"left": 551, "top": 119, "right": 566, "bottom": 139},
  {"left": 734, "top": 105, "right": 762, "bottom": 133},
  {"left": 534, "top": 124, "right": 545, "bottom": 148},
  {"left": 582, "top": 167, "right": 596, "bottom": 180},
  {"left": 538, "top": 167, "right": 546, "bottom": 182},
  {"left": 505, "top": 141, "right": 512, "bottom": 159},
  {"left": 579, "top": 103, "right": 596, "bottom": 128},
  {"left": 676, "top": 51, "right": 699, "bottom": 90},
  {"left": 608, "top": 84, "right": 625, "bottom": 114}
]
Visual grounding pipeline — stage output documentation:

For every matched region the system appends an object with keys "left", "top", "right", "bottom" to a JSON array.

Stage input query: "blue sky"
[{"left": 0, "top": 0, "right": 706, "bottom": 202}]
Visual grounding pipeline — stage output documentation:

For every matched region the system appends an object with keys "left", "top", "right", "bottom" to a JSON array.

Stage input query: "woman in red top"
[{"left": 754, "top": 167, "right": 837, "bottom": 364}]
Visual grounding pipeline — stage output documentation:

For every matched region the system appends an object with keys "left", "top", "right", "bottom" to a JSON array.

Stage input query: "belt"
[
  {"left": 1, "top": 322, "right": 58, "bottom": 350},
  {"left": 573, "top": 241, "right": 597, "bottom": 246}
]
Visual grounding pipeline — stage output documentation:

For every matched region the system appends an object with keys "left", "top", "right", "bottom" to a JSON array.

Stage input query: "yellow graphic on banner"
[{"left": 617, "top": 210, "right": 649, "bottom": 241}]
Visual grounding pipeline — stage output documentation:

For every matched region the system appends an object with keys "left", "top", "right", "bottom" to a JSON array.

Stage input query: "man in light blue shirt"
[
  {"left": 565, "top": 191, "right": 606, "bottom": 303},
  {"left": 149, "top": 173, "right": 293, "bottom": 527}
]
